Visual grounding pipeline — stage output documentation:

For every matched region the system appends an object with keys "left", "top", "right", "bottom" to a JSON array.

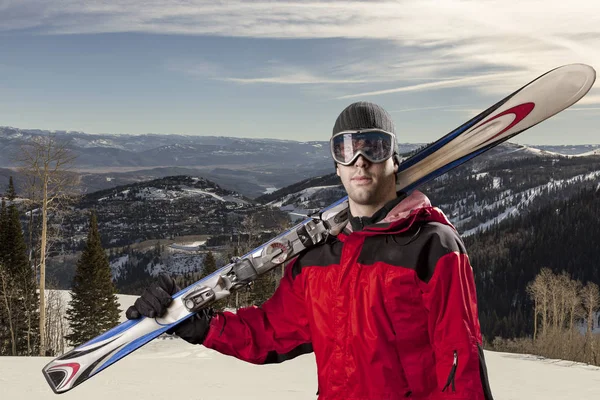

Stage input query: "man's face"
[{"left": 336, "top": 155, "right": 398, "bottom": 207}]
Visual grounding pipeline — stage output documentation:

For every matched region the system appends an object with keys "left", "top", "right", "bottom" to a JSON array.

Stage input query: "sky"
[{"left": 0, "top": 0, "right": 599, "bottom": 145}]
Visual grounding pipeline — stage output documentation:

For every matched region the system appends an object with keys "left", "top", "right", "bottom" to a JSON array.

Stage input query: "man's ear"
[
  {"left": 393, "top": 153, "right": 401, "bottom": 173},
  {"left": 336, "top": 165, "right": 340, "bottom": 177}
]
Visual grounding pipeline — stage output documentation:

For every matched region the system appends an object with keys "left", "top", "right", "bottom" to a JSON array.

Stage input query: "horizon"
[
  {"left": 1, "top": 1, "right": 599, "bottom": 145},
  {"left": 2, "top": 124, "right": 600, "bottom": 147}
]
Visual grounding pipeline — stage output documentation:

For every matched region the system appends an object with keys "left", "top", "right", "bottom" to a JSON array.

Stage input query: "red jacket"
[{"left": 203, "top": 191, "right": 494, "bottom": 400}]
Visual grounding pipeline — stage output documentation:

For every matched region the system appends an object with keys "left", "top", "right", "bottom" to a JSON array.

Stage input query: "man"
[{"left": 127, "top": 102, "right": 494, "bottom": 399}]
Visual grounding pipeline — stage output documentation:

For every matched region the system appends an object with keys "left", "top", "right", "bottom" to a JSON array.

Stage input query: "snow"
[
  {"left": 572, "top": 148, "right": 600, "bottom": 157},
  {"left": 521, "top": 145, "right": 565, "bottom": 157},
  {"left": 4, "top": 339, "right": 600, "bottom": 399},
  {"left": 493, "top": 177, "right": 501, "bottom": 189},
  {"left": 181, "top": 187, "right": 226, "bottom": 202},
  {"left": 96, "top": 186, "right": 247, "bottom": 205},
  {"left": 269, "top": 184, "right": 343, "bottom": 208},
  {"left": 168, "top": 240, "right": 207, "bottom": 251},
  {"left": 3, "top": 292, "right": 600, "bottom": 398},
  {"left": 461, "top": 169, "right": 600, "bottom": 236},
  {"left": 110, "top": 255, "right": 130, "bottom": 279}
]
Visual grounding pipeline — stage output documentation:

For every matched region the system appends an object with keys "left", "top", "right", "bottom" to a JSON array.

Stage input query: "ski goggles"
[{"left": 330, "top": 129, "right": 396, "bottom": 166}]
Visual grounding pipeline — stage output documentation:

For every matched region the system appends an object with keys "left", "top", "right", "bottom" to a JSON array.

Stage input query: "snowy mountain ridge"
[{"left": 265, "top": 151, "right": 600, "bottom": 235}]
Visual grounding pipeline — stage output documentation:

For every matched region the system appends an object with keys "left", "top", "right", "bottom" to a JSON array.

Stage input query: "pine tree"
[
  {"left": 202, "top": 251, "right": 217, "bottom": 278},
  {"left": 0, "top": 199, "right": 6, "bottom": 260},
  {"left": 66, "top": 212, "right": 121, "bottom": 347},
  {"left": 0, "top": 199, "right": 8, "bottom": 355},
  {"left": 0, "top": 188, "right": 39, "bottom": 355},
  {"left": 7, "top": 177, "right": 16, "bottom": 201}
]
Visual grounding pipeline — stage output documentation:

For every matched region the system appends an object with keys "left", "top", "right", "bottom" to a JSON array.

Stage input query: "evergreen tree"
[
  {"left": 0, "top": 199, "right": 6, "bottom": 260},
  {"left": 7, "top": 177, "right": 16, "bottom": 201},
  {"left": 66, "top": 212, "right": 121, "bottom": 346},
  {"left": 0, "top": 199, "right": 8, "bottom": 355},
  {"left": 0, "top": 188, "right": 39, "bottom": 355},
  {"left": 202, "top": 251, "right": 217, "bottom": 278}
]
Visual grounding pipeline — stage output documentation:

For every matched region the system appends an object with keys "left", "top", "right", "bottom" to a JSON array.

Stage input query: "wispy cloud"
[
  {"left": 2, "top": 0, "right": 599, "bottom": 97},
  {"left": 391, "top": 105, "right": 473, "bottom": 113},
  {"left": 219, "top": 74, "right": 369, "bottom": 85},
  {"left": 566, "top": 107, "right": 600, "bottom": 111},
  {"left": 576, "top": 94, "right": 600, "bottom": 105},
  {"left": 336, "top": 72, "right": 523, "bottom": 99}
]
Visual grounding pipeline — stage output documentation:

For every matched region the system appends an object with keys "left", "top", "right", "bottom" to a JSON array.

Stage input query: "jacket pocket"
[{"left": 441, "top": 350, "right": 458, "bottom": 393}]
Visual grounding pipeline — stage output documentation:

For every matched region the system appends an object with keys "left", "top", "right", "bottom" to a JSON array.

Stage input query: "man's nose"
[{"left": 354, "top": 154, "right": 370, "bottom": 168}]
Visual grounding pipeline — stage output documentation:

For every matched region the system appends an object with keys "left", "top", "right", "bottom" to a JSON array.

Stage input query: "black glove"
[
  {"left": 168, "top": 308, "right": 214, "bottom": 345},
  {"left": 126, "top": 273, "right": 214, "bottom": 345},
  {"left": 126, "top": 274, "right": 179, "bottom": 319}
]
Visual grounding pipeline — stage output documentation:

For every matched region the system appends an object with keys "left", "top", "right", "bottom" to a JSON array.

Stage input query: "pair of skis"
[{"left": 42, "top": 63, "right": 596, "bottom": 394}]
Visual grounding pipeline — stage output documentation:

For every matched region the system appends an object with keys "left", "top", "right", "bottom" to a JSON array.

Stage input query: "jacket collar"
[
  {"left": 348, "top": 193, "right": 407, "bottom": 231},
  {"left": 344, "top": 190, "right": 454, "bottom": 235}
]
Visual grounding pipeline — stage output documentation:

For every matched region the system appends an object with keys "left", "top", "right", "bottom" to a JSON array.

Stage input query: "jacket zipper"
[{"left": 442, "top": 350, "right": 458, "bottom": 393}]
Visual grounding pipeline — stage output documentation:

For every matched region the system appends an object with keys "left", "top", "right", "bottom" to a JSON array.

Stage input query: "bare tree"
[
  {"left": 0, "top": 264, "right": 17, "bottom": 355},
  {"left": 555, "top": 271, "right": 572, "bottom": 330},
  {"left": 566, "top": 279, "right": 583, "bottom": 335},
  {"left": 527, "top": 268, "right": 553, "bottom": 339},
  {"left": 43, "top": 288, "right": 69, "bottom": 355},
  {"left": 16, "top": 133, "right": 79, "bottom": 355},
  {"left": 582, "top": 282, "right": 600, "bottom": 331},
  {"left": 581, "top": 282, "right": 600, "bottom": 364}
]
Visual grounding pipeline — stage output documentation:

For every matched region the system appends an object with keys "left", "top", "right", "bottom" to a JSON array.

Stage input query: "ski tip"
[
  {"left": 42, "top": 364, "right": 68, "bottom": 395},
  {"left": 540, "top": 63, "right": 597, "bottom": 111},
  {"left": 559, "top": 63, "right": 596, "bottom": 85}
]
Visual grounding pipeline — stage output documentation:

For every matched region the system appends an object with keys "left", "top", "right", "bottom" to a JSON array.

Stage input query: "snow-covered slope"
[
  {"left": 458, "top": 169, "right": 600, "bottom": 236},
  {"left": 5, "top": 338, "right": 600, "bottom": 399}
]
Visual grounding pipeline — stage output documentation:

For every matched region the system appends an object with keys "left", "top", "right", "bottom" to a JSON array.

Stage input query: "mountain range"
[{"left": 3, "top": 125, "right": 599, "bottom": 198}]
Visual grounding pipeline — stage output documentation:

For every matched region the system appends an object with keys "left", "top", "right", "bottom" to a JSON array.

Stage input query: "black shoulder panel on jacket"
[
  {"left": 291, "top": 238, "right": 343, "bottom": 279},
  {"left": 358, "top": 222, "right": 466, "bottom": 283}
]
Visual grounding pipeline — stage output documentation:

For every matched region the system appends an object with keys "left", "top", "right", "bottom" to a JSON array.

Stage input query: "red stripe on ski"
[{"left": 478, "top": 102, "right": 535, "bottom": 144}]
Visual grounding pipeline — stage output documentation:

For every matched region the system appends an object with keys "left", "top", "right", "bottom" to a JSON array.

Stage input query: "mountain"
[
  {"left": 262, "top": 144, "right": 600, "bottom": 232},
  {"left": 70, "top": 175, "right": 252, "bottom": 247},
  {"left": 40, "top": 175, "right": 292, "bottom": 288},
  {"left": 465, "top": 186, "right": 600, "bottom": 340},
  {"left": 533, "top": 144, "right": 600, "bottom": 155},
  {"left": 0, "top": 125, "right": 424, "bottom": 198}
]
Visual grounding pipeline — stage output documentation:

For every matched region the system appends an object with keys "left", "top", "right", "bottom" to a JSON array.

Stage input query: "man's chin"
[{"left": 349, "top": 191, "right": 375, "bottom": 206}]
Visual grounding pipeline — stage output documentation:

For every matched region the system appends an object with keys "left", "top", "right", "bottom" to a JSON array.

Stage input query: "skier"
[{"left": 127, "top": 102, "right": 494, "bottom": 399}]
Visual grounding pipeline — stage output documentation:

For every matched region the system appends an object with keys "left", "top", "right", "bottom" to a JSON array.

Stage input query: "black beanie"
[{"left": 332, "top": 101, "right": 396, "bottom": 136}]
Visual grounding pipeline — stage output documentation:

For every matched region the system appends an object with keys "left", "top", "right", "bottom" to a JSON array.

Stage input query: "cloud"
[
  {"left": 219, "top": 75, "right": 368, "bottom": 85},
  {"left": 336, "top": 72, "right": 523, "bottom": 99},
  {"left": 391, "top": 105, "right": 473, "bottom": 113},
  {"left": 2, "top": 0, "right": 599, "bottom": 97},
  {"left": 567, "top": 107, "right": 600, "bottom": 111},
  {"left": 576, "top": 94, "right": 600, "bottom": 105}
]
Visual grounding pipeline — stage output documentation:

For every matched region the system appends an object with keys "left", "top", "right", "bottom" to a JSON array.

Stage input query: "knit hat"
[
  {"left": 331, "top": 102, "right": 400, "bottom": 166},
  {"left": 332, "top": 101, "right": 396, "bottom": 137}
]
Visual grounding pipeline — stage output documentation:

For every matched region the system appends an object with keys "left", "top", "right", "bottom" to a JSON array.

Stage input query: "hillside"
[
  {"left": 465, "top": 186, "right": 600, "bottom": 340},
  {"left": 262, "top": 147, "right": 600, "bottom": 235}
]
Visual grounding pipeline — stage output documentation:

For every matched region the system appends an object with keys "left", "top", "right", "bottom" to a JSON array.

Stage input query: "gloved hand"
[
  {"left": 126, "top": 274, "right": 179, "bottom": 319},
  {"left": 125, "top": 273, "right": 214, "bottom": 345}
]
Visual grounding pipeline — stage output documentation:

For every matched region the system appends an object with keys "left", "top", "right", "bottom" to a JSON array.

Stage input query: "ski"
[{"left": 42, "top": 63, "right": 595, "bottom": 394}]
